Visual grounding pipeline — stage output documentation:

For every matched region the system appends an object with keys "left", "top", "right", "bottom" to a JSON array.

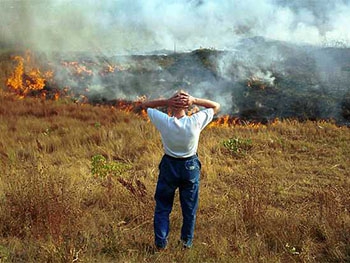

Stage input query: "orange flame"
[
  {"left": 6, "top": 51, "right": 53, "bottom": 97},
  {"left": 6, "top": 56, "right": 24, "bottom": 94},
  {"left": 209, "top": 115, "right": 239, "bottom": 127},
  {"left": 61, "top": 61, "right": 93, "bottom": 76},
  {"left": 54, "top": 92, "right": 60, "bottom": 101},
  {"left": 140, "top": 108, "right": 148, "bottom": 119},
  {"left": 209, "top": 115, "right": 272, "bottom": 129}
]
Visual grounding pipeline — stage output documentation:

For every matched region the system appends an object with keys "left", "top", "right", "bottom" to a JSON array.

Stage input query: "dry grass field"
[{"left": 0, "top": 90, "right": 349, "bottom": 262}]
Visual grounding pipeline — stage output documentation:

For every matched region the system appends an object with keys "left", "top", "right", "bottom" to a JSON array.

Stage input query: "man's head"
[
  {"left": 169, "top": 89, "right": 190, "bottom": 117},
  {"left": 176, "top": 89, "right": 188, "bottom": 96}
]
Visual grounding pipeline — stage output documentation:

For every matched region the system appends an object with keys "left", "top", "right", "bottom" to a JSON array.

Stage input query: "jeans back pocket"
[{"left": 185, "top": 159, "right": 200, "bottom": 171}]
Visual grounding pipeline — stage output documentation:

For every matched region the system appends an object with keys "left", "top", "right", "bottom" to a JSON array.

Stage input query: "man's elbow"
[
  {"left": 140, "top": 101, "right": 151, "bottom": 109},
  {"left": 213, "top": 103, "right": 221, "bottom": 115}
]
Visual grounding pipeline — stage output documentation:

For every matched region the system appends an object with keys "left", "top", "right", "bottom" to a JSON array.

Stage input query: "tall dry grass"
[{"left": 0, "top": 90, "right": 349, "bottom": 262}]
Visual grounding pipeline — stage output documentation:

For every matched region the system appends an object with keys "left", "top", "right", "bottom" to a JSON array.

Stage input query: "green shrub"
[
  {"left": 91, "top": 154, "right": 131, "bottom": 178},
  {"left": 222, "top": 137, "right": 253, "bottom": 157}
]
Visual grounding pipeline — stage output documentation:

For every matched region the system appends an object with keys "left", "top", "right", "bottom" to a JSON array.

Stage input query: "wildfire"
[
  {"left": 6, "top": 51, "right": 53, "bottom": 98},
  {"left": 114, "top": 99, "right": 148, "bottom": 119},
  {"left": 209, "top": 115, "right": 275, "bottom": 129},
  {"left": 5, "top": 52, "right": 277, "bottom": 128},
  {"left": 100, "top": 63, "right": 128, "bottom": 75},
  {"left": 116, "top": 100, "right": 135, "bottom": 112},
  {"left": 102, "top": 64, "right": 117, "bottom": 74},
  {"left": 210, "top": 115, "right": 231, "bottom": 127},
  {"left": 61, "top": 61, "right": 93, "bottom": 77}
]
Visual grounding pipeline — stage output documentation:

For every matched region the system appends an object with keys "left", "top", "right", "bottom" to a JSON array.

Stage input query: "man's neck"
[{"left": 173, "top": 109, "right": 186, "bottom": 119}]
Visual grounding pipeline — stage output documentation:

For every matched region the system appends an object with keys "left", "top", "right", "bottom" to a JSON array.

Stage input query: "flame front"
[
  {"left": 6, "top": 56, "right": 24, "bottom": 96},
  {"left": 6, "top": 51, "right": 53, "bottom": 98},
  {"left": 61, "top": 61, "right": 93, "bottom": 77},
  {"left": 5, "top": 52, "right": 277, "bottom": 127},
  {"left": 209, "top": 115, "right": 270, "bottom": 129}
]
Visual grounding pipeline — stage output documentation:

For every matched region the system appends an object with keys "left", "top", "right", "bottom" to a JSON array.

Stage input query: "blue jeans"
[{"left": 154, "top": 154, "right": 201, "bottom": 249}]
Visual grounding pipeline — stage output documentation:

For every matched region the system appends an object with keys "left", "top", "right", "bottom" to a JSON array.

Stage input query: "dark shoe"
[
  {"left": 179, "top": 239, "right": 192, "bottom": 249},
  {"left": 154, "top": 245, "right": 167, "bottom": 253}
]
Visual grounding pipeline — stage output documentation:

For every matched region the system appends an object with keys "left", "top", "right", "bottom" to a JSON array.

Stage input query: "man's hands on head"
[
  {"left": 177, "top": 92, "right": 221, "bottom": 114},
  {"left": 139, "top": 91, "right": 192, "bottom": 110},
  {"left": 168, "top": 91, "right": 192, "bottom": 109},
  {"left": 139, "top": 90, "right": 219, "bottom": 114}
]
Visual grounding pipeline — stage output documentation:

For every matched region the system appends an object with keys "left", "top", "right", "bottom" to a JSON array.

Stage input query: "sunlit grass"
[{"left": 0, "top": 90, "right": 349, "bottom": 262}]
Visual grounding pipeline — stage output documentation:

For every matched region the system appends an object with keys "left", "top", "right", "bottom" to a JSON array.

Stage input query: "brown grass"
[{"left": 0, "top": 90, "right": 349, "bottom": 262}]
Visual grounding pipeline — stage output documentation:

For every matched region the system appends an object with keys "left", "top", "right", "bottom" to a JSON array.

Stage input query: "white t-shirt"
[{"left": 147, "top": 108, "right": 214, "bottom": 158}]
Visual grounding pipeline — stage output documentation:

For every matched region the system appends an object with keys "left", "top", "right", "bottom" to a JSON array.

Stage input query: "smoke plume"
[
  {"left": 1, "top": 0, "right": 350, "bottom": 53},
  {"left": 1, "top": 0, "right": 350, "bottom": 124}
]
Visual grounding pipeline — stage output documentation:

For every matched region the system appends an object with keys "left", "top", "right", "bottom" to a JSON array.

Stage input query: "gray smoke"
[
  {"left": 1, "top": 0, "right": 350, "bottom": 53},
  {"left": 1, "top": 0, "right": 350, "bottom": 124}
]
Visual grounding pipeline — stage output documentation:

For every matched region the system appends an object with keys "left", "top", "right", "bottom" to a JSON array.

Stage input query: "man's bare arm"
[
  {"left": 140, "top": 94, "right": 187, "bottom": 109},
  {"left": 140, "top": 98, "right": 169, "bottom": 109},
  {"left": 191, "top": 97, "right": 220, "bottom": 114},
  {"left": 177, "top": 92, "right": 220, "bottom": 114}
]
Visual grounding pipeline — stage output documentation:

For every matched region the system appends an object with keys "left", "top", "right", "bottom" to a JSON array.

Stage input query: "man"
[{"left": 141, "top": 91, "right": 220, "bottom": 250}]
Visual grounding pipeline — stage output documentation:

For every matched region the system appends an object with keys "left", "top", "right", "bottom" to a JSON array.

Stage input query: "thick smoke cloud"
[
  {"left": 2, "top": 0, "right": 350, "bottom": 124},
  {"left": 1, "top": 0, "right": 350, "bottom": 53}
]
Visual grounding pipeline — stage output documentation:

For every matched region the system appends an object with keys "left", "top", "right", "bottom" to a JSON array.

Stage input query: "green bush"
[
  {"left": 222, "top": 137, "right": 253, "bottom": 157},
  {"left": 91, "top": 154, "right": 131, "bottom": 178}
]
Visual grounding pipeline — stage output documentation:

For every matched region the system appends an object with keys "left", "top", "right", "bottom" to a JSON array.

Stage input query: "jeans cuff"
[
  {"left": 155, "top": 240, "right": 168, "bottom": 249},
  {"left": 180, "top": 238, "right": 193, "bottom": 248}
]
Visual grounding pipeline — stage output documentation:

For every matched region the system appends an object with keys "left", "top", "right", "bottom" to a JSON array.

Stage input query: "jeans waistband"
[{"left": 164, "top": 154, "right": 198, "bottom": 161}]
